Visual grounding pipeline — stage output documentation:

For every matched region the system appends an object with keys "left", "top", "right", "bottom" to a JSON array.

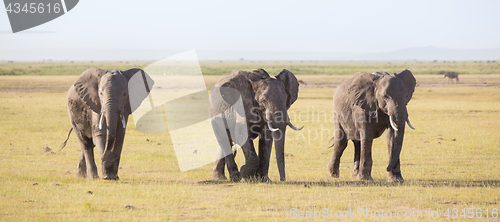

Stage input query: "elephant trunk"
[
  {"left": 266, "top": 110, "right": 297, "bottom": 181},
  {"left": 272, "top": 129, "right": 287, "bottom": 181},
  {"left": 386, "top": 126, "right": 404, "bottom": 172},
  {"left": 101, "top": 106, "right": 119, "bottom": 162},
  {"left": 386, "top": 105, "right": 407, "bottom": 173}
]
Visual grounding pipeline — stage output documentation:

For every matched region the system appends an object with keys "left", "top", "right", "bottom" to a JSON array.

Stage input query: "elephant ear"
[
  {"left": 394, "top": 69, "right": 416, "bottom": 104},
  {"left": 215, "top": 71, "right": 258, "bottom": 117},
  {"left": 74, "top": 68, "right": 108, "bottom": 113},
  {"left": 120, "top": 68, "right": 142, "bottom": 81},
  {"left": 252, "top": 68, "right": 271, "bottom": 78},
  {"left": 275, "top": 69, "right": 299, "bottom": 109},
  {"left": 120, "top": 68, "right": 154, "bottom": 115},
  {"left": 245, "top": 70, "right": 266, "bottom": 82},
  {"left": 348, "top": 72, "right": 378, "bottom": 116}
]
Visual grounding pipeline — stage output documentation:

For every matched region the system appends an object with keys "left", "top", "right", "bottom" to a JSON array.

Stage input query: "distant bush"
[
  {"left": 0, "top": 69, "right": 16, "bottom": 75},
  {"left": 0, "top": 61, "right": 498, "bottom": 75}
]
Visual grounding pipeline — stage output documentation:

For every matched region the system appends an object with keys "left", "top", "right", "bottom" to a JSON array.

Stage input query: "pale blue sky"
[{"left": 1, "top": 0, "right": 499, "bottom": 60}]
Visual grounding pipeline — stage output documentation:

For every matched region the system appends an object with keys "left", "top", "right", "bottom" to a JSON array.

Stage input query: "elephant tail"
[{"left": 58, "top": 128, "right": 73, "bottom": 152}]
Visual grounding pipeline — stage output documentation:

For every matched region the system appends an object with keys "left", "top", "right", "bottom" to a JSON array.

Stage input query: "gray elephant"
[
  {"left": 64, "top": 68, "right": 153, "bottom": 180},
  {"left": 211, "top": 69, "right": 302, "bottom": 182},
  {"left": 327, "top": 69, "right": 416, "bottom": 182},
  {"left": 444, "top": 72, "right": 459, "bottom": 84}
]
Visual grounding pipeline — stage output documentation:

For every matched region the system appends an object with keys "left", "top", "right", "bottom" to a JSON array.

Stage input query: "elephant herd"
[{"left": 63, "top": 67, "right": 416, "bottom": 183}]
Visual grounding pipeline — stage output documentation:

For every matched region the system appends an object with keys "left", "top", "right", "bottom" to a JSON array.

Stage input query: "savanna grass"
[
  {"left": 0, "top": 63, "right": 499, "bottom": 220},
  {"left": 1, "top": 60, "right": 499, "bottom": 76}
]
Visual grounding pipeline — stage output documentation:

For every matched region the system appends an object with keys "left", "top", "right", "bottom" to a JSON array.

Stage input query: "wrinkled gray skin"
[
  {"left": 327, "top": 69, "right": 416, "bottom": 182},
  {"left": 67, "top": 68, "right": 149, "bottom": 180},
  {"left": 211, "top": 69, "right": 301, "bottom": 182},
  {"left": 444, "top": 72, "right": 459, "bottom": 84}
]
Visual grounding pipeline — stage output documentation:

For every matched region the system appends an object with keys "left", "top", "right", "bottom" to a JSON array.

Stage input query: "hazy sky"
[{"left": 1, "top": 0, "right": 499, "bottom": 60}]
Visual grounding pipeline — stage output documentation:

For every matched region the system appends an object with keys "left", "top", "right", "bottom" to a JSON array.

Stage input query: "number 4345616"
[
  {"left": 443, "top": 208, "right": 498, "bottom": 218},
  {"left": 5, "top": 3, "right": 62, "bottom": 14}
]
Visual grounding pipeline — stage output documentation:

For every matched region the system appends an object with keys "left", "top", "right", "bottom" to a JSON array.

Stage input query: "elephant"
[
  {"left": 444, "top": 72, "right": 459, "bottom": 84},
  {"left": 327, "top": 69, "right": 416, "bottom": 182},
  {"left": 210, "top": 69, "right": 303, "bottom": 182},
  {"left": 63, "top": 68, "right": 153, "bottom": 180}
]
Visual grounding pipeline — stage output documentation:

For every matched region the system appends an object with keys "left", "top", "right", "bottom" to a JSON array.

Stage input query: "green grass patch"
[{"left": 1, "top": 60, "right": 499, "bottom": 76}]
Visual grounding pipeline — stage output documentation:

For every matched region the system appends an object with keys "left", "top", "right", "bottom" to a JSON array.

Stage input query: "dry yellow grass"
[{"left": 0, "top": 73, "right": 499, "bottom": 221}]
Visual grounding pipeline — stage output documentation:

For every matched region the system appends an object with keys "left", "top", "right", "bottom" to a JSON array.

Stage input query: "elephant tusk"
[
  {"left": 268, "top": 121, "right": 279, "bottom": 132},
  {"left": 287, "top": 121, "right": 304, "bottom": 131},
  {"left": 121, "top": 115, "right": 126, "bottom": 128},
  {"left": 406, "top": 117, "right": 415, "bottom": 130},
  {"left": 98, "top": 114, "right": 104, "bottom": 130},
  {"left": 286, "top": 115, "right": 303, "bottom": 130},
  {"left": 389, "top": 116, "right": 398, "bottom": 131}
]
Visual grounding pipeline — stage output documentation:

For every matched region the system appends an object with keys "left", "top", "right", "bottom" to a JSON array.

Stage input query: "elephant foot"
[
  {"left": 327, "top": 162, "right": 339, "bottom": 178},
  {"left": 330, "top": 171, "right": 339, "bottom": 178},
  {"left": 354, "top": 173, "right": 373, "bottom": 181},
  {"left": 351, "top": 171, "right": 358, "bottom": 179},
  {"left": 76, "top": 169, "right": 86, "bottom": 179},
  {"left": 240, "top": 165, "right": 257, "bottom": 180},
  {"left": 86, "top": 171, "right": 99, "bottom": 180},
  {"left": 103, "top": 174, "right": 119, "bottom": 180},
  {"left": 86, "top": 174, "right": 99, "bottom": 180},
  {"left": 255, "top": 172, "right": 272, "bottom": 183},
  {"left": 229, "top": 172, "right": 241, "bottom": 182},
  {"left": 352, "top": 169, "right": 360, "bottom": 179},
  {"left": 388, "top": 172, "right": 404, "bottom": 183},
  {"left": 211, "top": 171, "right": 227, "bottom": 181},
  {"left": 259, "top": 175, "right": 272, "bottom": 183},
  {"left": 352, "top": 162, "right": 360, "bottom": 178}
]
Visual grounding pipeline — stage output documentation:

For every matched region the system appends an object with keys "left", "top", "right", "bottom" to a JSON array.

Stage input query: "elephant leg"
[
  {"left": 240, "top": 139, "right": 260, "bottom": 180},
  {"left": 83, "top": 147, "right": 99, "bottom": 180},
  {"left": 257, "top": 135, "right": 273, "bottom": 182},
  {"left": 387, "top": 158, "right": 403, "bottom": 183},
  {"left": 77, "top": 147, "right": 98, "bottom": 180},
  {"left": 225, "top": 153, "right": 241, "bottom": 182},
  {"left": 225, "top": 135, "right": 241, "bottom": 182},
  {"left": 74, "top": 130, "right": 98, "bottom": 179},
  {"left": 327, "top": 127, "right": 348, "bottom": 178},
  {"left": 76, "top": 149, "right": 87, "bottom": 178},
  {"left": 356, "top": 138, "right": 373, "bottom": 181},
  {"left": 352, "top": 140, "right": 361, "bottom": 179},
  {"left": 212, "top": 157, "right": 227, "bottom": 180},
  {"left": 211, "top": 125, "right": 239, "bottom": 181}
]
